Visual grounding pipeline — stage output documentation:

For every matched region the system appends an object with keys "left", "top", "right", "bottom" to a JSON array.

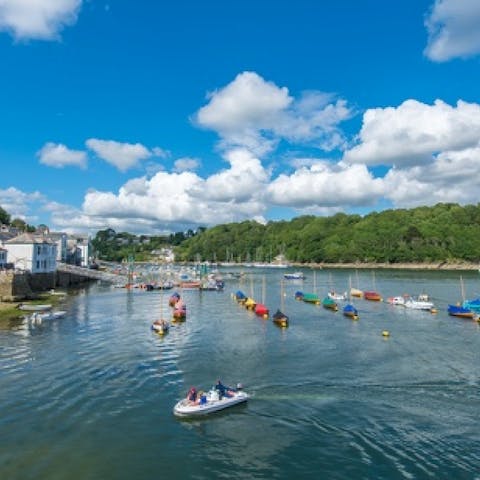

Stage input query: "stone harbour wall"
[{"left": 0, "top": 270, "right": 93, "bottom": 301}]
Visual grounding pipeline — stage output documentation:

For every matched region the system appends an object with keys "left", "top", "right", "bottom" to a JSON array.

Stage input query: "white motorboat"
[
  {"left": 404, "top": 297, "right": 435, "bottom": 311},
  {"left": 173, "top": 389, "right": 248, "bottom": 417}
]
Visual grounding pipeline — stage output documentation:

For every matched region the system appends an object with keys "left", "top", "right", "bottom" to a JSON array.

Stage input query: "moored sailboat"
[
  {"left": 322, "top": 296, "right": 338, "bottom": 311},
  {"left": 343, "top": 276, "right": 359, "bottom": 320},
  {"left": 273, "top": 279, "right": 289, "bottom": 327}
]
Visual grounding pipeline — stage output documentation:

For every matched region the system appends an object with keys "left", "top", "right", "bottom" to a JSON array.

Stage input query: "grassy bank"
[{"left": 0, "top": 293, "right": 65, "bottom": 321}]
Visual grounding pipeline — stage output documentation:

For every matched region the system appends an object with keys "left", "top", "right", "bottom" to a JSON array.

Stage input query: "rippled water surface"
[{"left": 1, "top": 268, "right": 479, "bottom": 479}]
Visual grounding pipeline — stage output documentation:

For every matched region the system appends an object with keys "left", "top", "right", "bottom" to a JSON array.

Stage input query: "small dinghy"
[
  {"left": 19, "top": 304, "right": 52, "bottom": 312},
  {"left": 173, "top": 388, "right": 248, "bottom": 417}
]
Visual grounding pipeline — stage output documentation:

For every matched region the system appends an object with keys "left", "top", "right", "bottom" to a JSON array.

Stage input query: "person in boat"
[
  {"left": 215, "top": 380, "right": 235, "bottom": 399},
  {"left": 186, "top": 386, "right": 199, "bottom": 405}
]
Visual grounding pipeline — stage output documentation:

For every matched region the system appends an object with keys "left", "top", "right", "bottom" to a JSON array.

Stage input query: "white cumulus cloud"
[
  {"left": 86, "top": 138, "right": 155, "bottom": 172},
  {"left": 195, "top": 71, "right": 352, "bottom": 155},
  {"left": 267, "top": 161, "right": 384, "bottom": 209},
  {"left": 38, "top": 142, "right": 87, "bottom": 169},
  {"left": 343, "top": 99, "right": 480, "bottom": 167},
  {"left": 0, "top": 186, "right": 44, "bottom": 223},
  {"left": 76, "top": 148, "right": 271, "bottom": 233},
  {"left": 195, "top": 149, "right": 269, "bottom": 203},
  {"left": 424, "top": 0, "right": 480, "bottom": 61},
  {"left": 0, "top": 0, "right": 82, "bottom": 41},
  {"left": 384, "top": 144, "right": 480, "bottom": 207}
]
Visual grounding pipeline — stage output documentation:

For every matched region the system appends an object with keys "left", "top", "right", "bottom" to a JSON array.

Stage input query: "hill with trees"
[
  {"left": 4, "top": 203, "right": 480, "bottom": 265},
  {"left": 173, "top": 203, "right": 480, "bottom": 265}
]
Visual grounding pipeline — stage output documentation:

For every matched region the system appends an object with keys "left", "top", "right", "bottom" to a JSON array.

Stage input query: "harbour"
[{"left": 1, "top": 267, "right": 479, "bottom": 479}]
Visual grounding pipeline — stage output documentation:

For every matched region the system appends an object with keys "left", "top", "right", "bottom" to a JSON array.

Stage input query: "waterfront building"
[{"left": 5, "top": 233, "right": 57, "bottom": 273}]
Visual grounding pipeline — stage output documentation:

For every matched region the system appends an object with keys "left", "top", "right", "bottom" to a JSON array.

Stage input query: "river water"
[{"left": 1, "top": 267, "right": 479, "bottom": 479}]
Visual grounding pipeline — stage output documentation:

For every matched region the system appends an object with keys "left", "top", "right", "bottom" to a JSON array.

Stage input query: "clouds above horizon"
[
  {"left": 195, "top": 71, "right": 353, "bottom": 155},
  {"left": 76, "top": 148, "right": 269, "bottom": 232},
  {"left": 343, "top": 99, "right": 480, "bottom": 167},
  {"left": 424, "top": 0, "right": 480, "bottom": 61},
  {"left": 0, "top": 0, "right": 82, "bottom": 41},
  {"left": 85, "top": 138, "right": 160, "bottom": 172},
  {"left": 38, "top": 142, "right": 87, "bottom": 169},
  {"left": 19, "top": 67, "right": 480, "bottom": 234},
  {"left": 37, "top": 139, "right": 168, "bottom": 172}
]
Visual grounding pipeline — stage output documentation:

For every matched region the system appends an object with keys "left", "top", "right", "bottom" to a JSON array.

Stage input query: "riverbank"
[
  {"left": 299, "top": 261, "right": 480, "bottom": 271},
  {"left": 0, "top": 293, "right": 66, "bottom": 321}
]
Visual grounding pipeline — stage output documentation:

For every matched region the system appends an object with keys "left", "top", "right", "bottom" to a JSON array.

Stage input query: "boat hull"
[
  {"left": 322, "top": 298, "right": 338, "bottom": 311},
  {"left": 343, "top": 304, "right": 358, "bottom": 319},
  {"left": 19, "top": 304, "right": 52, "bottom": 312},
  {"left": 364, "top": 291, "right": 382, "bottom": 301},
  {"left": 448, "top": 305, "right": 475, "bottom": 318}
]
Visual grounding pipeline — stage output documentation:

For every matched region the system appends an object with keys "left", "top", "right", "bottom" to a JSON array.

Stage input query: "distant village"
[{"left": 0, "top": 224, "right": 92, "bottom": 274}]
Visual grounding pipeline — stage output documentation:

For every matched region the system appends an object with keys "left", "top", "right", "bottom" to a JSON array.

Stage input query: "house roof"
[
  {"left": 5, "top": 233, "right": 57, "bottom": 245},
  {"left": 0, "top": 232, "right": 16, "bottom": 242}
]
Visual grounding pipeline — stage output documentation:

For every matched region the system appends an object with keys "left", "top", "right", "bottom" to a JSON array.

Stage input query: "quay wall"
[{"left": 0, "top": 270, "right": 92, "bottom": 301}]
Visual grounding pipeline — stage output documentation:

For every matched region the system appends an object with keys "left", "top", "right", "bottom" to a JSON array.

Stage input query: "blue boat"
[
  {"left": 343, "top": 303, "right": 359, "bottom": 320},
  {"left": 447, "top": 304, "right": 475, "bottom": 318},
  {"left": 234, "top": 290, "right": 247, "bottom": 303},
  {"left": 462, "top": 298, "right": 480, "bottom": 312},
  {"left": 294, "top": 291, "right": 304, "bottom": 300}
]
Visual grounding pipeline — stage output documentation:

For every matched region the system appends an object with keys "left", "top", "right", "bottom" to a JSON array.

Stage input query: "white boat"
[
  {"left": 284, "top": 271, "right": 305, "bottom": 280},
  {"left": 173, "top": 389, "right": 248, "bottom": 417},
  {"left": 350, "top": 287, "right": 363, "bottom": 298},
  {"left": 404, "top": 297, "right": 435, "bottom": 311},
  {"left": 18, "top": 304, "right": 52, "bottom": 311},
  {"left": 31, "top": 310, "right": 67, "bottom": 321},
  {"left": 327, "top": 290, "right": 347, "bottom": 301},
  {"left": 49, "top": 289, "right": 67, "bottom": 296},
  {"left": 387, "top": 296, "right": 406, "bottom": 306}
]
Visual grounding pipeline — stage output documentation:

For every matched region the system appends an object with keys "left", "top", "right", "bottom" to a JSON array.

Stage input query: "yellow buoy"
[
  {"left": 263, "top": 313, "right": 269, "bottom": 319},
  {"left": 382, "top": 330, "right": 390, "bottom": 337},
  {"left": 430, "top": 308, "right": 438, "bottom": 314}
]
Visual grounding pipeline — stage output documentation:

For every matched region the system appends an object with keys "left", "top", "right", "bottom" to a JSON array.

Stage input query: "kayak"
[{"left": 173, "top": 389, "right": 249, "bottom": 417}]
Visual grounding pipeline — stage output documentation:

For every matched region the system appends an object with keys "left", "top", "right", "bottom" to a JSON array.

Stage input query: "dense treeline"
[
  {"left": 5, "top": 203, "right": 480, "bottom": 265},
  {"left": 91, "top": 228, "right": 200, "bottom": 262},
  {"left": 174, "top": 203, "right": 480, "bottom": 264}
]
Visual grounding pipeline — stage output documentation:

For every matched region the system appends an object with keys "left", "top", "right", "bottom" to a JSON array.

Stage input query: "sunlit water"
[{"left": 1, "top": 268, "right": 479, "bottom": 479}]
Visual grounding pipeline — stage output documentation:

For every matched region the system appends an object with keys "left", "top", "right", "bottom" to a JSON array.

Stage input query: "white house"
[{"left": 5, "top": 233, "right": 57, "bottom": 273}]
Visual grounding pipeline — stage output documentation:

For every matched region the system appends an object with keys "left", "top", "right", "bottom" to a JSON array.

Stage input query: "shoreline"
[{"left": 297, "top": 262, "right": 480, "bottom": 271}]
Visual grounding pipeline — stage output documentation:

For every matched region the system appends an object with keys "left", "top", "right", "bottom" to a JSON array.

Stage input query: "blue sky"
[{"left": 1, "top": 0, "right": 480, "bottom": 235}]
